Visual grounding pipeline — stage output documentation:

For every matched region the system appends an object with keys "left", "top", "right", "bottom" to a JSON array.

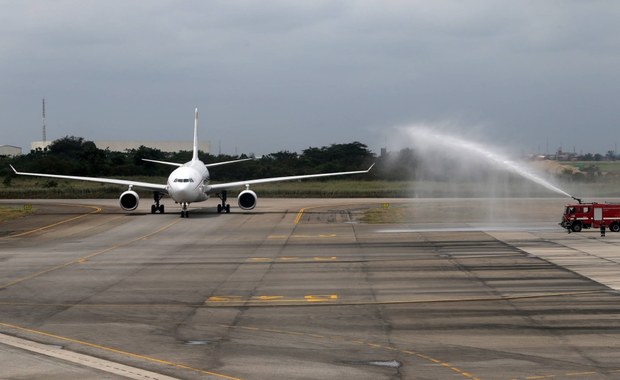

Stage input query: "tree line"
[{"left": 1, "top": 136, "right": 383, "bottom": 184}]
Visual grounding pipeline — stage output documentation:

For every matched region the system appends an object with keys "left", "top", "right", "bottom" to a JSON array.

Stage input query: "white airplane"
[{"left": 11, "top": 108, "right": 374, "bottom": 217}]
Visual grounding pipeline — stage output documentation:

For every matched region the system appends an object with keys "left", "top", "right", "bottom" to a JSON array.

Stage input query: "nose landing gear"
[{"left": 181, "top": 202, "right": 190, "bottom": 218}]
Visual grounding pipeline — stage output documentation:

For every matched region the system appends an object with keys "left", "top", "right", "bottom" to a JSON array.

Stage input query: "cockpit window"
[{"left": 173, "top": 178, "right": 194, "bottom": 183}]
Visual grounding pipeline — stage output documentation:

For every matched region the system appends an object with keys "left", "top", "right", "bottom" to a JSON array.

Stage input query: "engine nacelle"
[
  {"left": 237, "top": 189, "right": 257, "bottom": 210},
  {"left": 119, "top": 190, "right": 140, "bottom": 211}
]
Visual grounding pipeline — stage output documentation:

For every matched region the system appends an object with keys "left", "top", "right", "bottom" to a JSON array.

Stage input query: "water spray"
[{"left": 400, "top": 126, "right": 577, "bottom": 199}]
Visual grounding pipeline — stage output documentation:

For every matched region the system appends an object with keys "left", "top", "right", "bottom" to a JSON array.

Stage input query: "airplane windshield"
[{"left": 173, "top": 178, "right": 194, "bottom": 183}]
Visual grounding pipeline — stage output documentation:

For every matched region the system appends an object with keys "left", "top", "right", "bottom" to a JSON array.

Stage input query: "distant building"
[
  {"left": 0, "top": 145, "right": 22, "bottom": 156},
  {"left": 95, "top": 140, "right": 211, "bottom": 153},
  {"left": 30, "top": 141, "right": 50, "bottom": 151},
  {"left": 31, "top": 140, "right": 211, "bottom": 154}
]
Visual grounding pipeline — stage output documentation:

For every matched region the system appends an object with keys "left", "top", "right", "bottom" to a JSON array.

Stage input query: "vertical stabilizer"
[{"left": 193, "top": 107, "right": 199, "bottom": 161}]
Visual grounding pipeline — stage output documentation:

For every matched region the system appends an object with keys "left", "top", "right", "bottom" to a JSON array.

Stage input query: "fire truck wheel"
[
  {"left": 610, "top": 223, "right": 620, "bottom": 233},
  {"left": 571, "top": 223, "right": 582, "bottom": 233}
]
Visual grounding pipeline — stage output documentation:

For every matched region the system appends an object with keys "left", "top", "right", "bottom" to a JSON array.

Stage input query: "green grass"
[{"left": 0, "top": 205, "right": 34, "bottom": 222}]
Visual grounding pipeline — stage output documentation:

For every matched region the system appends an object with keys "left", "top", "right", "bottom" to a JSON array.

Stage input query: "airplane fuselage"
[{"left": 166, "top": 160, "right": 210, "bottom": 204}]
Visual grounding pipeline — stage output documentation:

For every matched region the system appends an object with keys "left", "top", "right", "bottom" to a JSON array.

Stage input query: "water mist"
[{"left": 395, "top": 125, "right": 575, "bottom": 199}]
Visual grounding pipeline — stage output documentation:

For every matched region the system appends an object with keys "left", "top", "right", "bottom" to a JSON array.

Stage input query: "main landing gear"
[
  {"left": 151, "top": 192, "right": 165, "bottom": 214},
  {"left": 217, "top": 191, "right": 231, "bottom": 214}
]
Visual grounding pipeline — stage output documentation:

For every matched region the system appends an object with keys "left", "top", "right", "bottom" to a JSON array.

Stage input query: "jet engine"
[
  {"left": 237, "top": 189, "right": 257, "bottom": 210},
  {"left": 119, "top": 190, "right": 140, "bottom": 211}
]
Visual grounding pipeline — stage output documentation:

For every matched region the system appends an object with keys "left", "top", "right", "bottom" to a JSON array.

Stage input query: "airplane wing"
[
  {"left": 10, "top": 165, "right": 168, "bottom": 193},
  {"left": 206, "top": 164, "right": 374, "bottom": 194}
]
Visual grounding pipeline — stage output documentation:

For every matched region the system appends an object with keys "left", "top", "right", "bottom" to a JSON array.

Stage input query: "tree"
[
  {"left": 49, "top": 136, "right": 87, "bottom": 156},
  {"left": 606, "top": 150, "right": 616, "bottom": 161},
  {"left": 301, "top": 142, "right": 374, "bottom": 173}
]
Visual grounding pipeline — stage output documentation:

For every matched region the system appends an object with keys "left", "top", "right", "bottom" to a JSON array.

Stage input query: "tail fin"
[{"left": 192, "top": 107, "right": 199, "bottom": 161}]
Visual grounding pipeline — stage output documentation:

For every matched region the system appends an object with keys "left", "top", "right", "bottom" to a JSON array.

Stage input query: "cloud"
[{"left": 1, "top": 1, "right": 619, "bottom": 155}]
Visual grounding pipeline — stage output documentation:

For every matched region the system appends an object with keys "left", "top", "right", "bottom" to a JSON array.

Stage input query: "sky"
[{"left": 1, "top": 0, "right": 620, "bottom": 156}]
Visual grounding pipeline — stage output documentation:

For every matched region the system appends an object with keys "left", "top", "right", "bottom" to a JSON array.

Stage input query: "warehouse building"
[{"left": 0, "top": 145, "right": 22, "bottom": 156}]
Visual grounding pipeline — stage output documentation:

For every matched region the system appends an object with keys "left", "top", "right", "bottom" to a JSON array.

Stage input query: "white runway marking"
[{"left": 0, "top": 333, "right": 179, "bottom": 380}]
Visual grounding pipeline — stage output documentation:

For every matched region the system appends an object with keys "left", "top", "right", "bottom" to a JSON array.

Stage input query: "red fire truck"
[{"left": 560, "top": 202, "right": 620, "bottom": 232}]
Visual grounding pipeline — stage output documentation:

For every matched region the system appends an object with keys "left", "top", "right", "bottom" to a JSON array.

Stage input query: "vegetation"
[
  {"left": 360, "top": 203, "right": 411, "bottom": 224},
  {"left": 0, "top": 205, "right": 33, "bottom": 221},
  {"left": 0, "top": 136, "right": 376, "bottom": 181}
]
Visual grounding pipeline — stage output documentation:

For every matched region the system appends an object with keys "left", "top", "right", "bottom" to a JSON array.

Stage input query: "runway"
[{"left": 1, "top": 198, "right": 620, "bottom": 379}]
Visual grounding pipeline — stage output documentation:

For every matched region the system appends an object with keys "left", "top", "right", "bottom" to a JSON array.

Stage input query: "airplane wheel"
[
  {"left": 159, "top": 205, "right": 165, "bottom": 214},
  {"left": 225, "top": 204, "right": 230, "bottom": 213},
  {"left": 151, "top": 205, "right": 157, "bottom": 214},
  {"left": 217, "top": 204, "right": 222, "bottom": 213}
]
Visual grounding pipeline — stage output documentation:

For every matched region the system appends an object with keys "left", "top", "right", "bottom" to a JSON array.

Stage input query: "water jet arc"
[{"left": 405, "top": 126, "right": 576, "bottom": 199}]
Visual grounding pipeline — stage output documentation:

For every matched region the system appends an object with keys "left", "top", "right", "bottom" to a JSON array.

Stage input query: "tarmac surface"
[{"left": 1, "top": 197, "right": 620, "bottom": 380}]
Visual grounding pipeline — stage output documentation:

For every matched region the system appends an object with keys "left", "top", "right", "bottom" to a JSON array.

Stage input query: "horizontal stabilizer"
[
  {"left": 142, "top": 158, "right": 183, "bottom": 167},
  {"left": 205, "top": 157, "right": 260, "bottom": 168}
]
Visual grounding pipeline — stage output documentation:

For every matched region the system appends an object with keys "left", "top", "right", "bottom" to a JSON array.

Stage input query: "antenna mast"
[{"left": 42, "top": 98, "right": 47, "bottom": 142}]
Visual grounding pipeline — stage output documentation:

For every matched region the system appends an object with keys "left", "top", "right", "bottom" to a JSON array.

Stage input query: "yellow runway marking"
[
  {"left": 0, "top": 321, "right": 239, "bottom": 380},
  {"left": 268, "top": 234, "right": 338, "bottom": 239},
  {"left": 206, "top": 294, "right": 338, "bottom": 305},
  {"left": 206, "top": 296, "right": 244, "bottom": 302},
  {"left": 304, "top": 294, "right": 338, "bottom": 302},
  {"left": 294, "top": 208, "right": 305, "bottom": 224},
  {"left": 0, "top": 218, "right": 181, "bottom": 291},
  {"left": 255, "top": 296, "right": 284, "bottom": 301},
  {"left": 1, "top": 203, "right": 102, "bottom": 239},
  {"left": 247, "top": 257, "right": 272, "bottom": 262}
]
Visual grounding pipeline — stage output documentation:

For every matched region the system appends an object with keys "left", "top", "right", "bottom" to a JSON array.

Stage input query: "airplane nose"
[{"left": 170, "top": 183, "right": 194, "bottom": 203}]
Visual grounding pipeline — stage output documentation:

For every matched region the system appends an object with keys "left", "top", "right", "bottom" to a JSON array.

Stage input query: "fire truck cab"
[{"left": 560, "top": 202, "right": 620, "bottom": 233}]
